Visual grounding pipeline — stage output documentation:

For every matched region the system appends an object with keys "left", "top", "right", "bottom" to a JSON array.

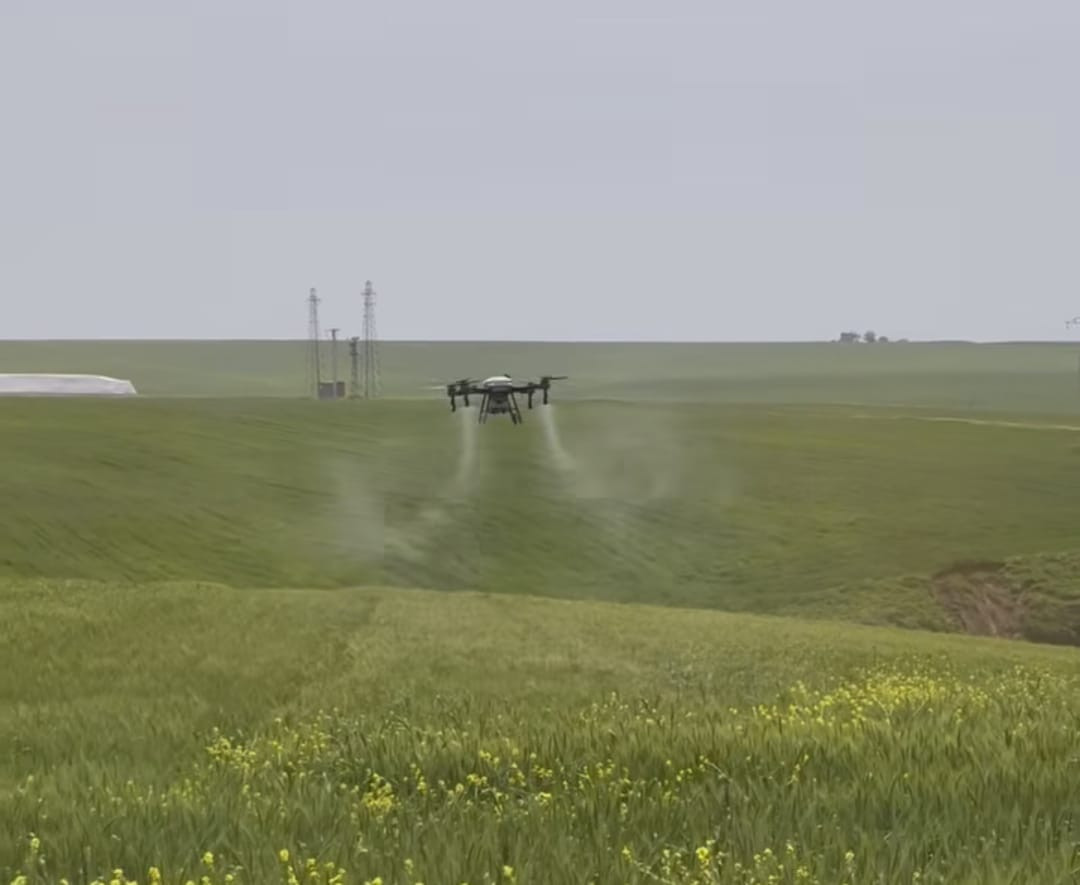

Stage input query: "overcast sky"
[{"left": 1, "top": 0, "right": 1077, "bottom": 341}]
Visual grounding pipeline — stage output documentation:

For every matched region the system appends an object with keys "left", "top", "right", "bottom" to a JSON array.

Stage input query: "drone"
[{"left": 434, "top": 374, "right": 568, "bottom": 424}]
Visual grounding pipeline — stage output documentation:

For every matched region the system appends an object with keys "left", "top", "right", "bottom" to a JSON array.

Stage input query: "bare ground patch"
[{"left": 930, "top": 561, "right": 1025, "bottom": 640}]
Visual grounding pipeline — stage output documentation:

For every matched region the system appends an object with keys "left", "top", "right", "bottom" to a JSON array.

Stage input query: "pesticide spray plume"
[
  {"left": 449, "top": 405, "right": 480, "bottom": 496},
  {"left": 531, "top": 401, "right": 681, "bottom": 571},
  {"left": 389, "top": 406, "right": 481, "bottom": 561},
  {"left": 532, "top": 401, "right": 743, "bottom": 600},
  {"left": 321, "top": 404, "right": 484, "bottom": 568},
  {"left": 535, "top": 402, "right": 666, "bottom": 554},
  {"left": 538, "top": 403, "right": 578, "bottom": 475},
  {"left": 538, "top": 402, "right": 687, "bottom": 503},
  {"left": 318, "top": 454, "right": 388, "bottom": 564}
]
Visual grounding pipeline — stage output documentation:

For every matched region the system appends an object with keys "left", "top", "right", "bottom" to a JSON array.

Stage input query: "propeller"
[
  {"left": 421, "top": 378, "right": 477, "bottom": 390},
  {"left": 421, "top": 377, "right": 479, "bottom": 411},
  {"left": 528, "top": 374, "right": 567, "bottom": 406}
]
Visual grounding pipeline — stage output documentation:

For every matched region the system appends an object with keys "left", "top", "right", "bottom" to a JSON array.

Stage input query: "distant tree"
[
  {"left": 863, "top": 331, "right": 877, "bottom": 344},
  {"left": 838, "top": 331, "right": 860, "bottom": 343},
  {"left": 878, "top": 335, "right": 889, "bottom": 343}
]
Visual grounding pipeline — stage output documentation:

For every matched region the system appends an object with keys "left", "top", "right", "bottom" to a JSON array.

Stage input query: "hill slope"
[{"left": 3, "top": 397, "right": 1080, "bottom": 621}]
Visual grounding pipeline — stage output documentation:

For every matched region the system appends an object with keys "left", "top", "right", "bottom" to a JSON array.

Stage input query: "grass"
[{"left": 4, "top": 580, "right": 1080, "bottom": 884}]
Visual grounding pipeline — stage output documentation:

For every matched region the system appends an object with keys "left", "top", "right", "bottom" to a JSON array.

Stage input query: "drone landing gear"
[
  {"left": 525, "top": 389, "right": 552, "bottom": 409},
  {"left": 478, "top": 392, "right": 523, "bottom": 424}
]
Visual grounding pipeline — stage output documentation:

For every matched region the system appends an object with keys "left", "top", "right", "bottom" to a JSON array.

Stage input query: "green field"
[
  {"left": 4, "top": 341, "right": 1080, "bottom": 883},
  {"left": 4, "top": 339, "right": 1080, "bottom": 412}
]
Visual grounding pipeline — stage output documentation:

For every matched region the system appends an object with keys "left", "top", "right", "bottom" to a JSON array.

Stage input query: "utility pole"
[
  {"left": 1068, "top": 318, "right": 1080, "bottom": 389},
  {"left": 329, "top": 328, "right": 340, "bottom": 399},
  {"left": 348, "top": 336, "right": 360, "bottom": 399}
]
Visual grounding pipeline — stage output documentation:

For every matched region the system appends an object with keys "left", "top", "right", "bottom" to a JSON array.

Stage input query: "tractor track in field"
[{"left": 847, "top": 413, "right": 1080, "bottom": 433}]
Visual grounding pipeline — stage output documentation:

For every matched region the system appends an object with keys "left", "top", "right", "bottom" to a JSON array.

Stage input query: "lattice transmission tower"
[
  {"left": 306, "top": 287, "right": 322, "bottom": 398},
  {"left": 360, "top": 280, "right": 381, "bottom": 398}
]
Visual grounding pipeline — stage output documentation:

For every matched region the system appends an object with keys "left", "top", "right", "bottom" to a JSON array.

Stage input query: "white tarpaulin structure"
[{"left": 0, "top": 373, "right": 138, "bottom": 396}]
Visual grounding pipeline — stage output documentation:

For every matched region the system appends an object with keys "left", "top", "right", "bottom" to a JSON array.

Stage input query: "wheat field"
[
  {"left": 4, "top": 583, "right": 1080, "bottom": 884},
  {"left": 4, "top": 342, "right": 1080, "bottom": 883}
]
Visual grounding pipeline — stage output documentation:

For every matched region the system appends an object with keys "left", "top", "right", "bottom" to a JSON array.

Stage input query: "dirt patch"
[{"left": 931, "top": 561, "right": 1025, "bottom": 639}]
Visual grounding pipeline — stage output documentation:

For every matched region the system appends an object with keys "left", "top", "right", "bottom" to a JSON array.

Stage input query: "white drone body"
[{"left": 439, "top": 373, "right": 568, "bottom": 425}]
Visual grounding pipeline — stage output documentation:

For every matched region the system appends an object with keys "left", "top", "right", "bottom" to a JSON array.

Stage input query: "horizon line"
[{"left": 1, "top": 337, "right": 1079, "bottom": 345}]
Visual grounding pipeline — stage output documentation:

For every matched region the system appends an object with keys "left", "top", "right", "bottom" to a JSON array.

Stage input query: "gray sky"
[{"left": 1, "top": 0, "right": 1077, "bottom": 341}]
